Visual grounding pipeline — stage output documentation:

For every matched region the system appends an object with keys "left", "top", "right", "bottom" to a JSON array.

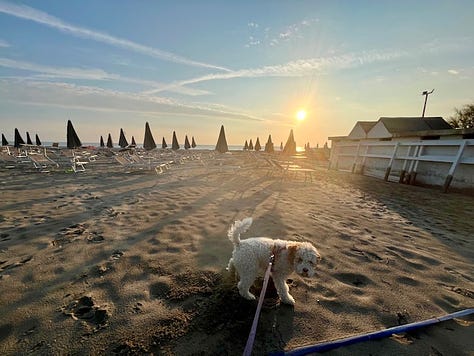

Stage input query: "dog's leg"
[
  {"left": 226, "top": 258, "right": 234, "bottom": 272},
  {"left": 226, "top": 258, "right": 238, "bottom": 282},
  {"left": 237, "top": 273, "right": 257, "bottom": 300},
  {"left": 273, "top": 274, "right": 295, "bottom": 305}
]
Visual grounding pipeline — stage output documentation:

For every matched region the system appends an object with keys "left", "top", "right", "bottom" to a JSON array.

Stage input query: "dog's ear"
[{"left": 287, "top": 244, "right": 299, "bottom": 265}]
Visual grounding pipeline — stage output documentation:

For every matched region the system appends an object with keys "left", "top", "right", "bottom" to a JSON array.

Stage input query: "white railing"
[{"left": 329, "top": 139, "right": 474, "bottom": 192}]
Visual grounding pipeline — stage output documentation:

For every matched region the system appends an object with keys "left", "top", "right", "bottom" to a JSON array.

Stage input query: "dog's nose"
[{"left": 303, "top": 268, "right": 308, "bottom": 273}]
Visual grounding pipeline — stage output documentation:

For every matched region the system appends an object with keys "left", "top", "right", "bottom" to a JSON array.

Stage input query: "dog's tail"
[{"left": 227, "top": 217, "right": 253, "bottom": 246}]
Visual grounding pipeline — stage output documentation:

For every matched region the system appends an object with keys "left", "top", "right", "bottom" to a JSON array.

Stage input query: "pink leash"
[{"left": 243, "top": 254, "right": 275, "bottom": 356}]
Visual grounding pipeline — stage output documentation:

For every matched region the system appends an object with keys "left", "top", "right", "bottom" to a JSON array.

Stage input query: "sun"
[{"left": 296, "top": 109, "right": 307, "bottom": 121}]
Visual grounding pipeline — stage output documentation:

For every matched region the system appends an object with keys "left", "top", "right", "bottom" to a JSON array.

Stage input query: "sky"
[{"left": 0, "top": 0, "right": 473, "bottom": 147}]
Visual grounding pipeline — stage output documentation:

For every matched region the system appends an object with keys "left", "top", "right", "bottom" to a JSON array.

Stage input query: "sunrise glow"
[{"left": 296, "top": 110, "right": 307, "bottom": 121}]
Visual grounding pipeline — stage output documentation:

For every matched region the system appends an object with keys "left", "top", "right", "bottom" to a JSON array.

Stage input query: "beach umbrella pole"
[{"left": 271, "top": 308, "right": 474, "bottom": 356}]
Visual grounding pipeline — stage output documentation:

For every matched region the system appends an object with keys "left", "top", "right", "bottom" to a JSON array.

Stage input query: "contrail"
[
  {"left": 0, "top": 1, "right": 231, "bottom": 72},
  {"left": 143, "top": 49, "right": 407, "bottom": 95}
]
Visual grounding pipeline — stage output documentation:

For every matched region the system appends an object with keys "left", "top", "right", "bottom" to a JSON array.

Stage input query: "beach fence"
[{"left": 329, "top": 139, "right": 474, "bottom": 192}]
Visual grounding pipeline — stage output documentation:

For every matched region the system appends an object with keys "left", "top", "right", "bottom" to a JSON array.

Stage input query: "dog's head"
[{"left": 288, "top": 242, "right": 321, "bottom": 278}]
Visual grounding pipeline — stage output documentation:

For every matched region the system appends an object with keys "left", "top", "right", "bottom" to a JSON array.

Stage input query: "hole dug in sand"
[{"left": 61, "top": 296, "right": 108, "bottom": 329}]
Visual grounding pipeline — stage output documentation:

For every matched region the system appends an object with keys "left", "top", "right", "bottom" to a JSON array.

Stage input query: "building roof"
[
  {"left": 378, "top": 117, "right": 452, "bottom": 133},
  {"left": 358, "top": 121, "right": 378, "bottom": 133},
  {"left": 329, "top": 116, "right": 459, "bottom": 142},
  {"left": 347, "top": 121, "right": 378, "bottom": 139}
]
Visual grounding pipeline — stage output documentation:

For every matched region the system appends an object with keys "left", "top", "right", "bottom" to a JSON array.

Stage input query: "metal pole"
[
  {"left": 421, "top": 89, "right": 434, "bottom": 118},
  {"left": 272, "top": 308, "right": 474, "bottom": 356}
]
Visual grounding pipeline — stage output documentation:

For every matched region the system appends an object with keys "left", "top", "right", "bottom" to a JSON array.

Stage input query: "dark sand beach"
[{"left": 0, "top": 151, "right": 472, "bottom": 355}]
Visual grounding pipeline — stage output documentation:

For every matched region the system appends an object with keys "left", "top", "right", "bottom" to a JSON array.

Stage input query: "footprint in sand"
[
  {"left": 334, "top": 272, "right": 373, "bottom": 288},
  {"left": 396, "top": 276, "right": 420, "bottom": 286},
  {"left": 52, "top": 223, "right": 88, "bottom": 247},
  {"left": 61, "top": 296, "right": 108, "bottom": 328},
  {"left": 110, "top": 250, "right": 124, "bottom": 260},
  {"left": 0, "top": 255, "right": 33, "bottom": 273},
  {"left": 87, "top": 232, "right": 105, "bottom": 243},
  {"left": 132, "top": 302, "right": 143, "bottom": 313},
  {"left": 444, "top": 267, "right": 473, "bottom": 282}
]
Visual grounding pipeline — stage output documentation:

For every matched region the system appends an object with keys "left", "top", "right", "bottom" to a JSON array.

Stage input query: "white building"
[{"left": 329, "top": 117, "right": 474, "bottom": 193}]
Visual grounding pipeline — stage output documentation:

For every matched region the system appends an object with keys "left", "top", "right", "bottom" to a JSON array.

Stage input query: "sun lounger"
[
  {"left": 72, "top": 158, "right": 87, "bottom": 172},
  {"left": 28, "top": 151, "right": 59, "bottom": 172},
  {"left": 57, "top": 149, "right": 88, "bottom": 172},
  {"left": 264, "top": 157, "right": 286, "bottom": 177},
  {"left": 0, "top": 150, "right": 19, "bottom": 168},
  {"left": 114, "top": 154, "right": 152, "bottom": 172},
  {"left": 265, "top": 157, "right": 316, "bottom": 182}
]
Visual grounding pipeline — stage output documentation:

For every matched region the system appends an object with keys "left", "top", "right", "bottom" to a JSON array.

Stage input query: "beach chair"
[
  {"left": 70, "top": 151, "right": 88, "bottom": 172},
  {"left": 213, "top": 154, "right": 241, "bottom": 173},
  {"left": 72, "top": 159, "right": 87, "bottom": 172},
  {"left": 28, "top": 150, "right": 59, "bottom": 172},
  {"left": 264, "top": 157, "right": 286, "bottom": 177},
  {"left": 286, "top": 165, "right": 316, "bottom": 182},
  {"left": 279, "top": 156, "right": 317, "bottom": 182},
  {"left": 154, "top": 162, "right": 170, "bottom": 174},
  {"left": 114, "top": 154, "right": 151, "bottom": 172},
  {"left": 0, "top": 150, "right": 19, "bottom": 169}
]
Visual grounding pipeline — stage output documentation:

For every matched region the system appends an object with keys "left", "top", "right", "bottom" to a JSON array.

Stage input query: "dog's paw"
[
  {"left": 281, "top": 294, "right": 295, "bottom": 305},
  {"left": 240, "top": 292, "right": 256, "bottom": 300}
]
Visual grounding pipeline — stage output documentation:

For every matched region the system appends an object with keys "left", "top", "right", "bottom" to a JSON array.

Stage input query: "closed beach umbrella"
[
  {"left": 184, "top": 135, "right": 191, "bottom": 150},
  {"left": 215, "top": 125, "right": 228, "bottom": 153},
  {"left": 172, "top": 131, "right": 179, "bottom": 150},
  {"left": 280, "top": 142, "right": 283, "bottom": 150},
  {"left": 2, "top": 133, "right": 9, "bottom": 146},
  {"left": 35, "top": 134, "right": 42, "bottom": 146},
  {"left": 255, "top": 137, "right": 261, "bottom": 151},
  {"left": 162, "top": 137, "right": 168, "bottom": 149},
  {"left": 66, "top": 120, "right": 82, "bottom": 149},
  {"left": 143, "top": 122, "right": 157, "bottom": 150},
  {"left": 100, "top": 136, "right": 105, "bottom": 147},
  {"left": 264, "top": 134, "right": 274, "bottom": 153},
  {"left": 26, "top": 132, "right": 33, "bottom": 145},
  {"left": 14, "top": 128, "right": 25, "bottom": 148},
  {"left": 118, "top": 128, "right": 128, "bottom": 148},
  {"left": 248, "top": 139, "right": 254, "bottom": 150},
  {"left": 106, "top": 133, "right": 113, "bottom": 148},
  {"left": 191, "top": 136, "right": 196, "bottom": 148},
  {"left": 131, "top": 136, "right": 136, "bottom": 147},
  {"left": 244, "top": 140, "right": 248, "bottom": 150},
  {"left": 282, "top": 129, "right": 296, "bottom": 155}
]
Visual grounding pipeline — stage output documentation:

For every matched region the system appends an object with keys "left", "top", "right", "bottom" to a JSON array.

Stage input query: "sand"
[{"left": 0, "top": 151, "right": 473, "bottom": 355}]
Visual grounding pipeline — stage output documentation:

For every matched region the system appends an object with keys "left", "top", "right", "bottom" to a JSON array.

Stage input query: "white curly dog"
[{"left": 227, "top": 217, "right": 321, "bottom": 305}]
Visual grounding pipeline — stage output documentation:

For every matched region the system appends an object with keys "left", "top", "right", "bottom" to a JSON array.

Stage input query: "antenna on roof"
[{"left": 421, "top": 89, "right": 434, "bottom": 118}]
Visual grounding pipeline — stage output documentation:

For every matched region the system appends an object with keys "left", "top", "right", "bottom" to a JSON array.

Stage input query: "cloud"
[
  {"left": 247, "top": 17, "right": 319, "bottom": 48},
  {"left": 0, "top": 57, "right": 209, "bottom": 95},
  {"left": 0, "top": 38, "right": 9, "bottom": 47},
  {"left": 421, "top": 37, "right": 473, "bottom": 54},
  {"left": 144, "top": 49, "right": 407, "bottom": 95},
  {"left": 0, "top": 1, "right": 230, "bottom": 72},
  {"left": 278, "top": 23, "right": 299, "bottom": 40},
  {"left": 0, "top": 57, "right": 113, "bottom": 80},
  {"left": 0, "top": 78, "right": 264, "bottom": 122},
  {"left": 448, "top": 69, "right": 459, "bottom": 75},
  {"left": 245, "top": 36, "right": 260, "bottom": 48}
]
